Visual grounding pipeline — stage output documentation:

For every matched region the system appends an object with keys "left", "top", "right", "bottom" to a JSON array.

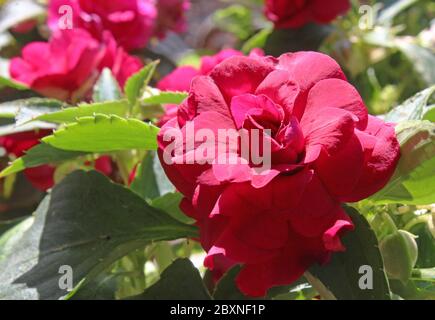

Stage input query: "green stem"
[{"left": 304, "top": 272, "right": 337, "bottom": 300}]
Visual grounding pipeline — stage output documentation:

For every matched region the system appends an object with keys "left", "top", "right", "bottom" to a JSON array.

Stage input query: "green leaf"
[
  {"left": 68, "top": 271, "right": 119, "bottom": 300},
  {"left": 125, "top": 61, "right": 159, "bottom": 106},
  {"left": 424, "top": 107, "right": 435, "bottom": 122},
  {"left": 141, "top": 90, "right": 188, "bottom": 105},
  {"left": 0, "top": 170, "right": 198, "bottom": 300},
  {"left": 242, "top": 26, "right": 273, "bottom": 53},
  {"left": 409, "top": 222, "right": 435, "bottom": 268},
  {"left": 395, "top": 39, "right": 435, "bottom": 85},
  {"left": 371, "top": 120, "right": 435, "bottom": 205},
  {"left": 308, "top": 206, "right": 391, "bottom": 300},
  {"left": 32, "top": 100, "right": 129, "bottom": 124},
  {"left": 42, "top": 114, "right": 159, "bottom": 152},
  {"left": 151, "top": 192, "right": 194, "bottom": 225},
  {"left": 213, "top": 265, "right": 254, "bottom": 300},
  {"left": 377, "top": 0, "right": 419, "bottom": 26},
  {"left": 213, "top": 5, "right": 253, "bottom": 40},
  {"left": 0, "top": 217, "right": 33, "bottom": 263},
  {"left": 0, "top": 218, "right": 27, "bottom": 239},
  {"left": 130, "top": 151, "right": 174, "bottom": 200},
  {"left": 127, "top": 258, "right": 211, "bottom": 300},
  {"left": 0, "top": 98, "right": 69, "bottom": 125},
  {"left": 0, "top": 122, "right": 56, "bottom": 137},
  {"left": 92, "top": 68, "right": 122, "bottom": 102},
  {"left": 0, "top": 0, "right": 44, "bottom": 33},
  {"left": 0, "top": 143, "right": 86, "bottom": 178},
  {"left": 385, "top": 86, "right": 435, "bottom": 122},
  {"left": 212, "top": 265, "right": 311, "bottom": 300},
  {"left": 0, "top": 75, "right": 28, "bottom": 90}
]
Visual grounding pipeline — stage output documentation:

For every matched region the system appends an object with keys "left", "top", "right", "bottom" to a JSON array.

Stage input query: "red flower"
[
  {"left": 265, "top": 0, "right": 350, "bottom": 29},
  {"left": 157, "top": 49, "right": 263, "bottom": 126},
  {"left": 10, "top": 29, "right": 142, "bottom": 101},
  {"left": 48, "top": 0, "right": 157, "bottom": 51},
  {"left": 0, "top": 130, "right": 113, "bottom": 191},
  {"left": 10, "top": 29, "right": 102, "bottom": 101},
  {"left": 157, "top": 51, "right": 400, "bottom": 296},
  {"left": 154, "top": 0, "right": 190, "bottom": 38},
  {"left": 0, "top": 130, "right": 54, "bottom": 191},
  {"left": 99, "top": 33, "right": 143, "bottom": 88},
  {"left": 11, "top": 19, "right": 38, "bottom": 34}
]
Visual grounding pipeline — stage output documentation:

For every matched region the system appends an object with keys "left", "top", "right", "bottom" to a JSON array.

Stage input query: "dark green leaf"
[
  {"left": 409, "top": 222, "right": 435, "bottom": 268},
  {"left": 0, "top": 170, "right": 198, "bottom": 300},
  {"left": 308, "top": 206, "right": 391, "bottom": 300},
  {"left": 213, "top": 265, "right": 254, "bottom": 300},
  {"left": 127, "top": 259, "right": 211, "bottom": 300},
  {"left": 0, "top": 143, "right": 86, "bottom": 178}
]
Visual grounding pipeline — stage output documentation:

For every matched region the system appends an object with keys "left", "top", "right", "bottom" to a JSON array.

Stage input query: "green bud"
[{"left": 379, "top": 230, "right": 418, "bottom": 282}]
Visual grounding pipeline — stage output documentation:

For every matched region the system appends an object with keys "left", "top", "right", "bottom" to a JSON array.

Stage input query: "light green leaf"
[
  {"left": 395, "top": 39, "right": 435, "bottom": 85},
  {"left": 42, "top": 114, "right": 159, "bottom": 152},
  {"left": 125, "top": 61, "right": 159, "bottom": 106},
  {"left": 141, "top": 91, "right": 188, "bottom": 105},
  {"left": 0, "top": 0, "right": 44, "bottom": 33},
  {"left": 213, "top": 5, "right": 253, "bottom": 40},
  {"left": 0, "top": 98, "right": 69, "bottom": 125},
  {"left": 92, "top": 68, "right": 122, "bottom": 102},
  {"left": 385, "top": 86, "right": 435, "bottom": 122},
  {"left": 130, "top": 151, "right": 174, "bottom": 200},
  {"left": 377, "top": 0, "right": 419, "bottom": 26},
  {"left": 0, "top": 122, "right": 56, "bottom": 137},
  {"left": 0, "top": 217, "right": 33, "bottom": 263},
  {"left": 127, "top": 259, "right": 211, "bottom": 300},
  {"left": 242, "top": 26, "right": 273, "bottom": 53},
  {"left": 0, "top": 55, "right": 25, "bottom": 92},
  {"left": 424, "top": 106, "right": 435, "bottom": 122},
  {"left": 0, "top": 170, "right": 198, "bottom": 300},
  {"left": 371, "top": 120, "right": 435, "bottom": 205},
  {"left": 0, "top": 76, "right": 28, "bottom": 90},
  {"left": 151, "top": 192, "right": 194, "bottom": 225},
  {"left": 32, "top": 100, "right": 129, "bottom": 124},
  {"left": 0, "top": 143, "right": 86, "bottom": 178},
  {"left": 308, "top": 207, "right": 391, "bottom": 300}
]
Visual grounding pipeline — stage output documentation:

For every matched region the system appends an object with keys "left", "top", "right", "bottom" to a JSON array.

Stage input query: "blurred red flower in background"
[
  {"left": 154, "top": 0, "right": 190, "bottom": 38},
  {"left": 10, "top": 29, "right": 142, "bottom": 101},
  {"left": 265, "top": 0, "right": 350, "bottom": 29},
  {"left": 48, "top": 0, "right": 157, "bottom": 51},
  {"left": 47, "top": 0, "right": 190, "bottom": 50}
]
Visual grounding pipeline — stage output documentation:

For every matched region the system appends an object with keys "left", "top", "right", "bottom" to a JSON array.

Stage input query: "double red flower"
[{"left": 158, "top": 51, "right": 400, "bottom": 296}]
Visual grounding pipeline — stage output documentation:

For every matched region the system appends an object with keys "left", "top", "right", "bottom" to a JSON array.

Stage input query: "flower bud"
[{"left": 379, "top": 230, "right": 418, "bottom": 282}]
